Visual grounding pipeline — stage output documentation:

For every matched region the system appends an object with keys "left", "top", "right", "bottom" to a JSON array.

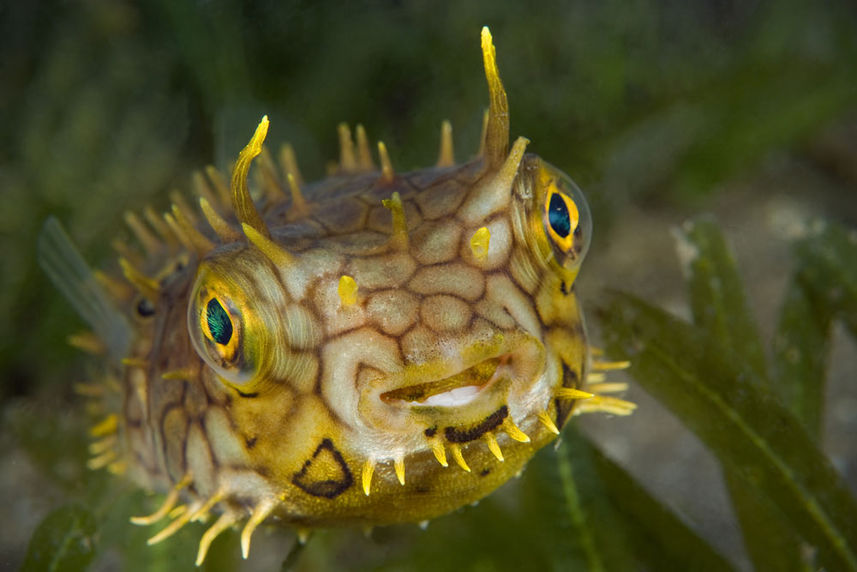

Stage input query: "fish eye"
[
  {"left": 135, "top": 296, "right": 156, "bottom": 318},
  {"left": 546, "top": 188, "right": 579, "bottom": 249},
  {"left": 205, "top": 298, "right": 233, "bottom": 346},
  {"left": 189, "top": 273, "right": 260, "bottom": 388},
  {"left": 538, "top": 163, "right": 592, "bottom": 271},
  {"left": 197, "top": 293, "right": 242, "bottom": 366}
]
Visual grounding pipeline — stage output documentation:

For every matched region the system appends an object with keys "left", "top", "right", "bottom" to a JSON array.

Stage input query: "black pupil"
[
  {"left": 548, "top": 193, "right": 571, "bottom": 238},
  {"left": 136, "top": 297, "right": 155, "bottom": 317},
  {"left": 206, "top": 298, "right": 233, "bottom": 345}
]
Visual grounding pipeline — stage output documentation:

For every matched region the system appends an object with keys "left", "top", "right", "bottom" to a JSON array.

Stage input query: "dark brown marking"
[
  {"left": 565, "top": 365, "right": 579, "bottom": 384},
  {"left": 560, "top": 280, "right": 569, "bottom": 296},
  {"left": 291, "top": 438, "right": 353, "bottom": 499},
  {"left": 245, "top": 435, "right": 257, "bottom": 449},
  {"left": 235, "top": 388, "right": 259, "bottom": 399},
  {"left": 480, "top": 468, "right": 491, "bottom": 477},
  {"left": 444, "top": 405, "right": 508, "bottom": 443},
  {"left": 424, "top": 426, "right": 437, "bottom": 438}
]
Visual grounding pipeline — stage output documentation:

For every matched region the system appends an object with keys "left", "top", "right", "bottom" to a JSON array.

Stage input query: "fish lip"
[
  {"left": 377, "top": 333, "right": 544, "bottom": 410},
  {"left": 379, "top": 354, "right": 507, "bottom": 407}
]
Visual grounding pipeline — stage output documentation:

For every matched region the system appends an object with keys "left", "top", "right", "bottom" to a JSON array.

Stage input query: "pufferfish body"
[{"left": 40, "top": 27, "right": 635, "bottom": 566}]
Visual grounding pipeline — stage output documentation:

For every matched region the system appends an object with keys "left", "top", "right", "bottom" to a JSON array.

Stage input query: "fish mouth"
[
  {"left": 375, "top": 333, "right": 546, "bottom": 421},
  {"left": 380, "top": 355, "right": 508, "bottom": 408}
]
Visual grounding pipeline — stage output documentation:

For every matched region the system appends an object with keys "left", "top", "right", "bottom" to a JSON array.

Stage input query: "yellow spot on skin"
[
  {"left": 537, "top": 411, "right": 560, "bottom": 435},
  {"left": 484, "top": 433, "right": 504, "bottom": 462},
  {"left": 362, "top": 458, "right": 375, "bottom": 496},
  {"left": 470, "top": 226, "right": 491, "bottom": 261},
  {"left": 449, "top": 443, "right": 471, "bottom": 472},
  {"left": 338, "top": 275, "right": 358, "bottom": 306},
  {"left": 556, "top": 387, "right": 595, "bottom": 400},
  {"left": 297, "top": 528, "right": 311, "bottom": 544},
  {"left": 121, "top": 357, "right": 148, "bottom": 368}
]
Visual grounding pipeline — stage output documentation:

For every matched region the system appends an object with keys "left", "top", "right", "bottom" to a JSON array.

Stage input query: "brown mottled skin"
[
  {"left": 122, "top": 149, "right": 590, "bottom": 527},
  {"left": 47, "top": 29, "right": 628, "bottom": 564}
]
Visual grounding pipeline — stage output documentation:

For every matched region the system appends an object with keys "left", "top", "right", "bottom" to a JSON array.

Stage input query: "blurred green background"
[{"left": 2, "top": 1, "right": 856, "bottom": 570}]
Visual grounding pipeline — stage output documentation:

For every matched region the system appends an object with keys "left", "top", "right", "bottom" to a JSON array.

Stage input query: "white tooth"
[{"left": 417, "top": 385, "right": 481, "bottom": 407}]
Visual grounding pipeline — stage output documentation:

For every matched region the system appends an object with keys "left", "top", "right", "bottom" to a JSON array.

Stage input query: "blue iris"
[
  {"left": 548, "top": 193, "right": 571, "bottom": 238},
  {"left": 206, "top": 298, "right": 233, "bottom": 345}
]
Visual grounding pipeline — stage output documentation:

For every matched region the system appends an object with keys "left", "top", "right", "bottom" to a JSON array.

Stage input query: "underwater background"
[{"left": 2, "top": 1, "right": 856, "bottom": 570}]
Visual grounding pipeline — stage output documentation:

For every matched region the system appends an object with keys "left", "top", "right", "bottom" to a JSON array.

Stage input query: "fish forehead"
[{"left": 201, "top": 156, "right": 549, "bottom": 349}]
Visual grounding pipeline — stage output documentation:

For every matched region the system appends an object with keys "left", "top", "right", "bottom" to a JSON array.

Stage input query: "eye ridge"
[
  {"left": 548, "top": 192, "right": 571, "bottom": 238},
  {"left": 206, "top": 297, "right": 233, "bottom": 345}
]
